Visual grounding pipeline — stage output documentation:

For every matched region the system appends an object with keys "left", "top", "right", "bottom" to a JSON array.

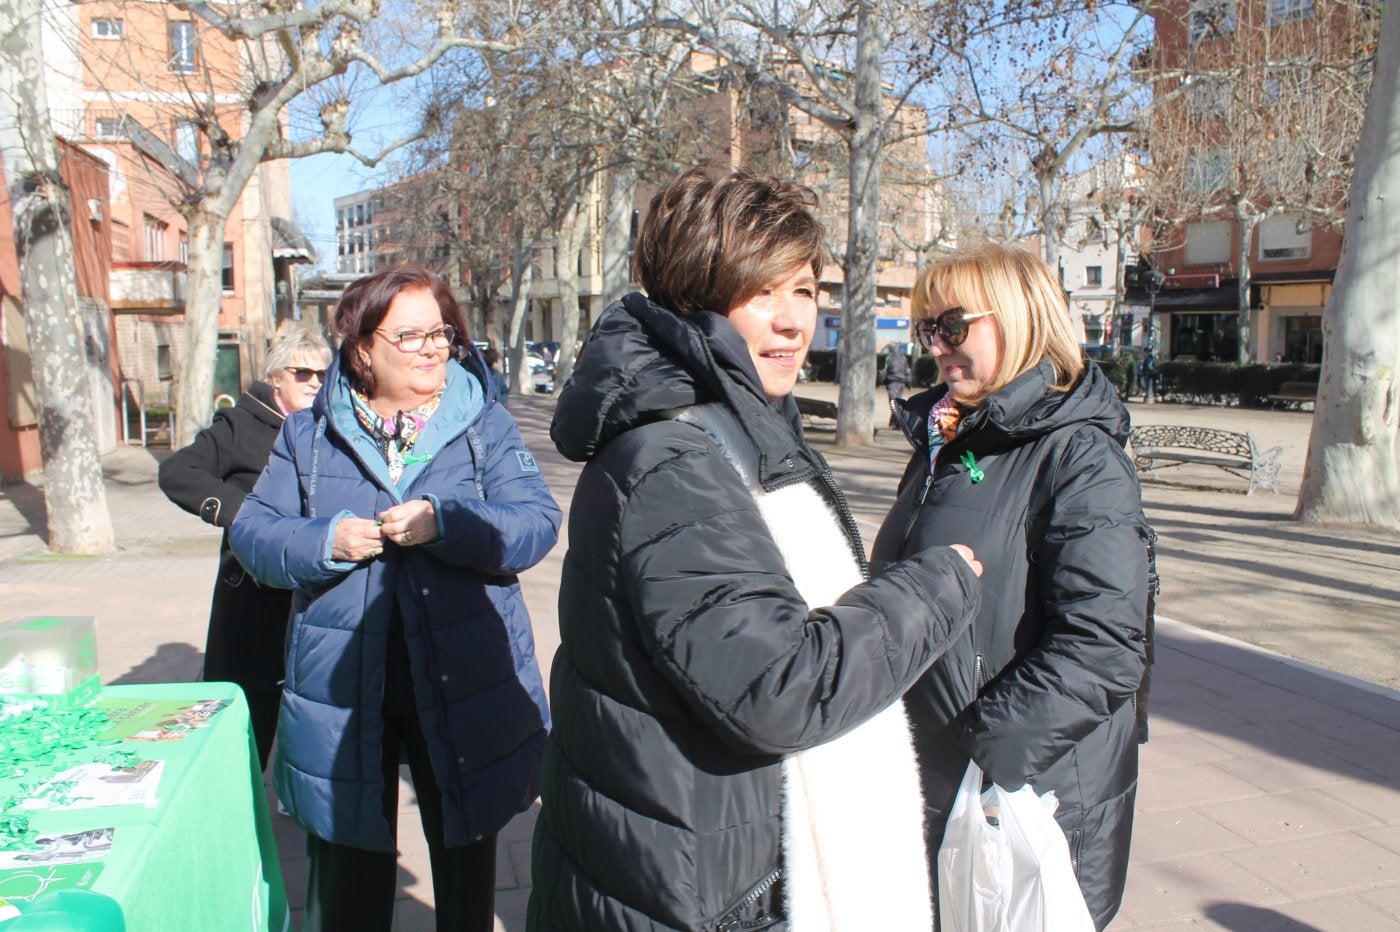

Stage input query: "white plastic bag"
[{"left": 937, "top": 759, "right": 1095, "bottom": 932}]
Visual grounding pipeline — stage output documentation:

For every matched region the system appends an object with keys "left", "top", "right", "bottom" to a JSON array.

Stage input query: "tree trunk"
[
  {"left": 506, "top": 227, "right": 534, "bottom": 395},
  {"left": 552, "top": 202, "right": 585, "bottom": 388},
  {"left": 174, "top": 214, "right": 227, "bottom": 448},
  {"left": 0, "top": 0, "right": 115, "bottom": 553},
  {"left": 1039, "top": 170, "right": 1061, "bottom": 274},
  {"left": 1296, "top": 0, "right": 1400, "bottom": 528},
  {"left": 1234, "top": 202, "right": 1256, "bottom": 364},
  {"left": 601, "top": 163, "right": 639, "bottom": 306},
  {"left": 834, "top": 1, "right": 882, "bottom": 447}
]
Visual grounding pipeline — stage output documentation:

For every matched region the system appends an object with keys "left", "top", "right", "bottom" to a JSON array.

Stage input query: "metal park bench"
[
  {"left": 795, "top": 395, "right": 840, "bottom": 425},
  {"left": 1128, "top": 424, "right": 1282, "bottom": 495},
  {"left": 1267, "top": 381, "right": 1318, "bottom": 410}
]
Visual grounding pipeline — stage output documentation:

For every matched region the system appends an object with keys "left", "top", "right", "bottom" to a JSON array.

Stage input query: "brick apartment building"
[
  {"left": 37, "top": 0, "right": 312, "bottom": 412},
  {"left": 1136, "top": 0, "right": 1377, "bottom": 362}
]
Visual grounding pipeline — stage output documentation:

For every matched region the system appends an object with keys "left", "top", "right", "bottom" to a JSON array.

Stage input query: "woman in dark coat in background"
[
  {"left": 872, "top": 242, "right": 1151, "bottom": 929},
  {"left": 157, "top": 330, "right": 331, "bottom": 770}
]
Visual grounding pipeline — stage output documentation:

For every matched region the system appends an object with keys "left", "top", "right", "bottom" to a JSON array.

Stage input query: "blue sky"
[{"left": 290, "top": 152, "right": 392, "bottom": 274}]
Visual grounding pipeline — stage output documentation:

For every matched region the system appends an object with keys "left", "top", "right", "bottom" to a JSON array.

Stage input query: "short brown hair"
[
  {"left": 912, "top": 242, "right": 1085, "bottom": 396},
  {"left": 331, "top": 265, "right": 468, "bottom": 395},
  {"left": 634, "top": 168, "right": 825, "bottom": 315}
]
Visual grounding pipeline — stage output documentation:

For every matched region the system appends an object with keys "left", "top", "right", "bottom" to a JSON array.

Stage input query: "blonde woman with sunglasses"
[
  {"left": 871, "top": 242, "right": 1152, "bottom": 929},
  {"left": 158, "top": 329, "right": 332, "bottom": 772}
]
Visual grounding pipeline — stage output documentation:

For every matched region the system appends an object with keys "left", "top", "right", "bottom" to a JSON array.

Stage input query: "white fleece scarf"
[{"left": 756, "top": 480, "right": 934, "bottom": 931}]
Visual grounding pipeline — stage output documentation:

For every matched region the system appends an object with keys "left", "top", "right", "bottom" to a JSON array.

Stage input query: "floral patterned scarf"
[
  {"left": 351, "top": 387, "right": 444, "bottom": 483},
  {"left": 927, "top": 394, "right": 961, "bottom": 469}
]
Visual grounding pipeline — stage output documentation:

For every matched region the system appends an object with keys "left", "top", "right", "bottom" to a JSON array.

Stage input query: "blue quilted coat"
[{"left": 230, "top": 353, "right": 560, "bottom": 851}]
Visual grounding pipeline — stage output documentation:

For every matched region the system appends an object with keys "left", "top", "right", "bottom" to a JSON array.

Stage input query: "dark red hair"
[{"left": 331, "top": 265, "right": 468, "bottom": 395}]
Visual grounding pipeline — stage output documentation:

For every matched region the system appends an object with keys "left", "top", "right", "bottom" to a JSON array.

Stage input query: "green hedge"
[
  {"left": 808, "top": 350, "right": 1317, "bottom": 407},
  {"left": 1152, "top": 361, "right": 1320, "bottom": 406}
]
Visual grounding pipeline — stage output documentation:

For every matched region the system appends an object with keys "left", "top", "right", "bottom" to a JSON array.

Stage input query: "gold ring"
[{"left": 401, "top": 531, "right": 413, "bottom": 544}]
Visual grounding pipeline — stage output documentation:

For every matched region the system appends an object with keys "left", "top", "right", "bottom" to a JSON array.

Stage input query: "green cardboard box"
[{"left": 0, "top": 615, "right": 101, "bottom": 709}]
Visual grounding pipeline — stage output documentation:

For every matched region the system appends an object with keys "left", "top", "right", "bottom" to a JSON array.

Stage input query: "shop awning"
[{"left": 270, "top": 216, "right": 316, "bottom": 263}]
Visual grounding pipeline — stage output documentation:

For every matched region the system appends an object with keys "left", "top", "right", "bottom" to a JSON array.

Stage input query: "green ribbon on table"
[{"left": 0, "top": 699, "right": 137, "bottom": 851}]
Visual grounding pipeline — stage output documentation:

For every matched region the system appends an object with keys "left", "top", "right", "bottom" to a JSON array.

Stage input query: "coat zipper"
[
  {"left": 716, "top": 867, "right": 781, "bottom": 931},
  {"left": 975, "top": 653, "right": 988, "bottom": 692},
  {"left": 899, "top": 473, "right": 935, "bottom": 548}
]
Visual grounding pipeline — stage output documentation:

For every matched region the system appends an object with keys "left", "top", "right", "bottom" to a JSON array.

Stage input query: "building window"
[
  {"left": 1184, "top": 220, "right": 1231, "bottom": 266},
  {"left": 94, "top": 117, "right": 124, "bottom": 138},
  {"left": 174, "top": 119, "right": 199, "bottom": 166},
  {"left": 335, "top": 208, "right": 344, "bottom": 228},
  {"left": 1187, "top": 78, "right": 1230, "bottom": 119},
  {"left": 91, "top": 18, "right": 124, "bottom": 39},
  {"left": 1186, "top": 148, "right": 1230, "bottom": 194},
  {"left": 1283, "top": 315, "right": 1322, "bottom": 363},
  {"left": 178, "top": 231, "right": 189, "bottom": 266},
  {"left": 1258, "top": 215, "right": 1311, "bottom": 261},
  {"left": 1085, "top": 266, "right": 1104, "bottom": 287},
  {"left": 169, "top": 21, "right": 198, "bottom": 73},
  {"left": 144, "top": 215, "right": 168, "bottom": 261},
  {"left": 156, "top": 344, "right": 172, "bottom": 381},
  {"left": 1268, "top": 0, "right": 1314, "bottom": 25},
  {"left": 1171, "top": 312, "right": 1239, "bottom": 362},
  {"left": 1189, "top": 0, "right": 1237, "bottom": 43},
  {"left": 221, "top": 243, "right": 235, "bottom": 291}
]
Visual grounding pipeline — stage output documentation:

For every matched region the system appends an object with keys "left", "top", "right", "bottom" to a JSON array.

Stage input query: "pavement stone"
[{"left": 0, "top": 386, "right": 1396, "bottom": 931}]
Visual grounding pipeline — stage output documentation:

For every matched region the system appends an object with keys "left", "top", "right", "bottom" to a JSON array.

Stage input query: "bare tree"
[
  {"left": 1296, "top": 0, "right": 1400, "bottom": 528},
  {"left": 649, "top": 0, "right": 949, "bottom": 446},
  {"left": 0, "top": 0, "right": 115, "bottom": 553},
  {"left": 61, "top": 0, "right": 536, "bottom": 446},
  {"left": 1145, "top": 0, "right": 1376, "bottom": 362}
]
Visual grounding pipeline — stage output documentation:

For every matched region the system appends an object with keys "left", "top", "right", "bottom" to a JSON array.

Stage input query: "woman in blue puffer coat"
[{"left": 230, "top": 265, "right": 561, "bottom": 932}]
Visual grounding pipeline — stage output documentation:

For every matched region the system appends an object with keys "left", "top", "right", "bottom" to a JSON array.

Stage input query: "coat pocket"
[{"left": 715, "top": 867, "right": 785, "bottom": 931}]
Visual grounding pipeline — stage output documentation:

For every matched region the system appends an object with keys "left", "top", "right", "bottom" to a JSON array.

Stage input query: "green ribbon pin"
[{"left": 960, "top": 450, "right": 985, "bottom": 484}]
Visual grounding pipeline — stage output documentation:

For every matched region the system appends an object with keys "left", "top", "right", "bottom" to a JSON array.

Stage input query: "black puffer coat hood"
[
  {"left": 552, "top": 291, "right": 809, "bottom": 477},
  {"left": 875, "top": 359, "right": 1149, "bottom": 930},
  {"left": 530, "top": 293, "right": 982, "bottom": 931}
]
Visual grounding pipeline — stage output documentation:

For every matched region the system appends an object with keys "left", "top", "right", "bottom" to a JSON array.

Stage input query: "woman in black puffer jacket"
[
  {"left": 872, "top": 242, "right": 1151, "bottom": 930},
  {"left": 530, "top": 169, "right": 983, "bottom": 932},
  {"left": 157, "top": 331, "right": 331, "bottom": 770}
]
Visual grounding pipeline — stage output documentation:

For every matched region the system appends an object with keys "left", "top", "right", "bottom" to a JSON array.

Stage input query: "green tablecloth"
[{"left": 0, "top": 683, "right": 289, "bottom": 931}]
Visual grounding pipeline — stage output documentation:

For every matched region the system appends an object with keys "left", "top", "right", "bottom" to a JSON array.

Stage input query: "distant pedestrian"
[
  {"left": 1139, "top": 348, "right": 1159, "bottom": 403},
  {"left": 881, "top": 343, "right": 911, "bottom": 426},
  {"left": 157, "top": 330, "right": 331, "bottom": 772},
  {"left": 481, "top": 346, "right": 510, "bottom": 405}
]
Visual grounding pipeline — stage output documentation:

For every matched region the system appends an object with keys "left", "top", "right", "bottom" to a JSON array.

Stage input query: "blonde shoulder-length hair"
[{"left": 911, "top": 241, "right": 1085, "bottom": 397}]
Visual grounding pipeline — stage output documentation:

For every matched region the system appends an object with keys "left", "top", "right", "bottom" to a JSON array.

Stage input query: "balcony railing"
[{"left": 110, "top": 262, "right": 187, "bottom": 314}]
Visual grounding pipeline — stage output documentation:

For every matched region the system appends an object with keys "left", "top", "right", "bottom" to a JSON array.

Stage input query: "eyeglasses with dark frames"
[
  {"left": 285, "top": 367, "right": 326, "bottom": 383},
  {"left": 913, "top": 307, "right": 995, "bottom": 349},
  {"left": 373, "top": 325, "right": 456, "bottom": 354}
]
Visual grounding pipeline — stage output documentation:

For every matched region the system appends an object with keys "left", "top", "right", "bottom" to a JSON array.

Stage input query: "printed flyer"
[
  {"left": 96, "top": 696, "right": 231, "bottom": 742},
  {"left": 0, "top": 828, "right": 110, "bottom": 901}
]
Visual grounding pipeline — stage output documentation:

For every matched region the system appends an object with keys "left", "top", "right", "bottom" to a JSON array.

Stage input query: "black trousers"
[
  {"left": 302, "top": 710, "right": 497, "bottom": 932},
  {"left": 243, "top": 688, "right": 280, "bottom": 773}
]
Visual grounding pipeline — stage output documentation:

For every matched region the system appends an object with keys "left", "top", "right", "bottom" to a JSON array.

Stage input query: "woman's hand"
[
  {"left": 332, "top": 517, "right": 385, "bottom": 563},
  {"left": 950, "top": 543, "right": 983, "bottom": 577},
  {"left": 378, "top": 499, "right": 439, "bottom": 548}
]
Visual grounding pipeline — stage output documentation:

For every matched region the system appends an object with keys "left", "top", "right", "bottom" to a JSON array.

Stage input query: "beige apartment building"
[
  {"left": 332, "top": 52, "right": 944, "bottom": 354},
  {"left": 41, "top": 0, "right": 312, "bottom": 411}
]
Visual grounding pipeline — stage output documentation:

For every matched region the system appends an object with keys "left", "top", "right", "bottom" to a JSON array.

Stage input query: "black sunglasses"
[
  {"left": 286, "top": 367, "right": 326, "bottom": 383},
  {"left": 913, "top": 307, "right": 995, "bottom": 349}
]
